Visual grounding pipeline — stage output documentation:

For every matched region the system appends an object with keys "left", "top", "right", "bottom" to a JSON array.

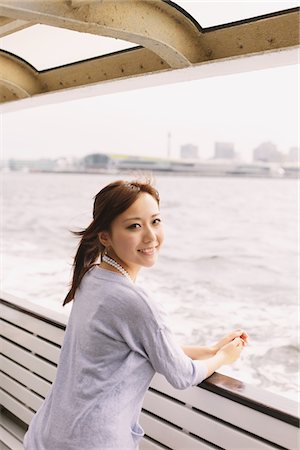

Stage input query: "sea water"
[{"left": 1, "top": 171, "right": 298, "bottom": 400}]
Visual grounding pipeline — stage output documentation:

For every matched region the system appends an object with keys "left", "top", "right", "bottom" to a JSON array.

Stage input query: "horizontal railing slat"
[
  {"left": 140, "top": 412, "right": 214, "bottom": 450},
  {"left": 0, "top": 303, "right": 64, "bottom": 346},
  {"left": 1, "top": 356, "right": 51, "bottom": 399},
  {"left": 0, "top": 426, "right": 24, "bottom": 450},
  {"left": 1, "top": 339, "right": 57, "bottom": 383},
  {"left": 0, "top": 412, "right": 27, "bottom": 441},
  {"left": 0, "top": 390, "right": 34, "bottom": 426},
  {"left": 140, "top": 436, "right": 167, "bottom": 450},
  {"left": 143, "top": 390, "right": 274, "bottom": 450},
  {"left": 150, "top": 374, "right": 299, "bottom": 449},
  {"left": 1, "top": 320, "right": 60, "bottom": 364},
  {"left": 0, "top": 372, "right": 43, "bottom": 412},
  {"left": 203, "top": 372, "right": 299, "bottom": 425},
  {"left": 193, "top": 382, "right": 299, "bottom": 450}
]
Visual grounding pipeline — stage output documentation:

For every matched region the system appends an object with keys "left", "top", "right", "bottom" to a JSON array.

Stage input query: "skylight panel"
[
  {"left": 174, "top": 1, "right": 300, "bottom": 28},
  {"left": 0, "top": 24, "right": 136, "bottom": 70}
]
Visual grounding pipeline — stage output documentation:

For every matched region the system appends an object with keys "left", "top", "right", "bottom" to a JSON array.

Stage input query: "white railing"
[{"left": 0, "top": 292, "right": 299, "bottom": 450}]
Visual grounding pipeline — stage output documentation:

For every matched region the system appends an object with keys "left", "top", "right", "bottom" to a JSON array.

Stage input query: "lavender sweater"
[{"left": 24, "top": 267, "right": 207, "bottom": 450}]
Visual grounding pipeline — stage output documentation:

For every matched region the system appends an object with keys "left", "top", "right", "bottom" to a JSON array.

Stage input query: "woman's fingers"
[
  {"left": 236, "top": 337, "right": 243, "bottom": 347},
  {"left": 233, "top": 337, "right": 244, "bottom": 352},
  {"left": 225, "top": 330, "right": 243, "bottom": 342},
  {"left": 214, "top": 329, "right": 249, "bottom": 354},
  {"left": 234, "top": 329, "right": 249, "bottom": 344}
]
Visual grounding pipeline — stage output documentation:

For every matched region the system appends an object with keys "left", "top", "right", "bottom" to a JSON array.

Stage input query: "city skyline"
[
  {"left": 3, "top": 137, "right": 298, "bottom": 165},
  {"left": 5, "top": 142, "right": 298, "bottom": 179}
]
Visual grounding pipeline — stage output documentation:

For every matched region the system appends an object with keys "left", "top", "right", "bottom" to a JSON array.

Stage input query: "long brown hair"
[{"left": 63, "top": 179, "right": 160, "bottom": 305}]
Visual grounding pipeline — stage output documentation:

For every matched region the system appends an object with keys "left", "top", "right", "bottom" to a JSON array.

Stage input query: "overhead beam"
[
  {"left": 1, "top": 46, "right": 298, "bottom": 113},
  {"left": 0, "top": 16, "right": 33, "bottom": 37},
  {"left": 39, "top": 47, "right": 169, "bottom": 93},
  {"left": 0, "top": 52, "right": 42, "bottom": 102},
  {"left": 201, "top": 9, "right": 300, "bottom": 61},
  {"left": 0, "top": 15, "right": 12, "bottom": 26},
  {"left": 0, "top": 47, "right": 169, "bottom": 102},
  {"left": 0, "top": 0, "right": 206, "bottom": 68}
]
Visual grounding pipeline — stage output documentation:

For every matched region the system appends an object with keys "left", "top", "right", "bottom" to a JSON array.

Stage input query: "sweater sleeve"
[{"left": 113, "top": 286, "right": 208, "bottom": 390}]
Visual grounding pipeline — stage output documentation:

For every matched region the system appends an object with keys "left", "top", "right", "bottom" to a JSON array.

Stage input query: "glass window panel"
[
  {"left": 175, "top": 1, "right": 299, "bottom": 28},
  {"left": 0, "top": 24, "right": 136, "bottom": 70}
]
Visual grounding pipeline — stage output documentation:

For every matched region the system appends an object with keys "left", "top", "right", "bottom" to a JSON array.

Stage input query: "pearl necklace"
[{"left": 102, "top": 254, "right": 133, "bottom": 282}]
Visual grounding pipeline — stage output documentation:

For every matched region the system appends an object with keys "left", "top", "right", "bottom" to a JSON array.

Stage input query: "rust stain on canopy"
[{"left": 0, "top": 0, "right": 299, "bottom": 104}]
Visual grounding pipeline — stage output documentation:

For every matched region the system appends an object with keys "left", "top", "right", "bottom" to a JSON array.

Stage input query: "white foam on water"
[{"left": 2, "top": 172, "right": 298, "bottom": 401}]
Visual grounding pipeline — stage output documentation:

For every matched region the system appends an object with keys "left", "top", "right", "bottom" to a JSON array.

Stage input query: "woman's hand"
[
  {"left": 211, "top": 329, "right": 249, "bottom": 355},
  {"left": 202, "top": 336, "right": 245, "bottom": 378},
  {"left": 182, "top": 329, "right": 249, "bottom": 361},
  {"left": 216, "top": 337, "right": 244, "bottom": 365}
]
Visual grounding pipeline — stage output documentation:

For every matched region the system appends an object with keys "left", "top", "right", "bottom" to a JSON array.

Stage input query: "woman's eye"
[
  {"left": 153, "top": 218, "right": 161, "bottom": 225},
  {"left": 128, "top": 223, "right": 141, "bottom": 229}
]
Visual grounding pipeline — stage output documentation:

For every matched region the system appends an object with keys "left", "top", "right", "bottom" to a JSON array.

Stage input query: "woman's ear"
[{"left": 98, "top": 231, "right": 111, "bottom": 247}]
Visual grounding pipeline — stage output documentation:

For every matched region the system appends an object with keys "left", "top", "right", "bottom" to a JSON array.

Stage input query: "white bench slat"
[
  {"left": 0, "top": 356, "right": 51, "bottom": 399},
  {"left": 0, "top": 427, "right": 24, "bottom": 450},
  {"left": 0, "top": 439, "right": 12, "bottom": 450},
  {"left": 1, "top": 339, "right": 57, "bottom": 383},
  {"left": 0, "top": 390, "right": 34, "bottom": 426},
  {"left": 192, "top": 383, "right": 299, "bottom": 450},
  {"left": 0, "top": 372, "right": 43, "bottom": 413},
  {"left": 1, "top": 321, "right": 60, "bottom": 365},
  {"left": 0, "top": 303, "right": 64, "bottom": 346},
  {"left": 140, "top": 436, "right": 166, "bottom": 450},
  {"left": 140, "top": 412, "right": 213, "bottom": 450},
  {"left": 150, "top": 374, "right": 298, "bottom": 449},
  {"left": 0, "top": 413, "right": 26, "bottom": 442},
  {"left": 143, "top": 390, "right": 274, "bottom": 450}
]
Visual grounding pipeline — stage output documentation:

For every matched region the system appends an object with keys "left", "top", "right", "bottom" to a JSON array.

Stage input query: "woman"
[{"left": 24, "top": 179, "right": 248, "bottom": 450}]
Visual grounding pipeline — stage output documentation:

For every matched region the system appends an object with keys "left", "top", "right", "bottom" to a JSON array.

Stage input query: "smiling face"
[{"left": 99, "top": 192, "right": 164, "bottom": 279}]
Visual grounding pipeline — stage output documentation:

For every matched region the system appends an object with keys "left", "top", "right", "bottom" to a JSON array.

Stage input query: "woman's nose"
[{"left": 143, "top": 226, "right": 156, "bottom": 243}]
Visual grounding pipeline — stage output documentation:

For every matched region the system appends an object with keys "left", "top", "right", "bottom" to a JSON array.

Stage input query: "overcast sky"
[{"left": 1, "top": 1, "right": 299, "bottom": 162}]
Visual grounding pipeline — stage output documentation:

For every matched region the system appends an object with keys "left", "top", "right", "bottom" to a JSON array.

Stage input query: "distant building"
[
  {"left": 288, "top": 147, "right": 298, "bottom": 163},
  {"left": 180, "top": 143, "right": 198, "bottom": 160},
  {"left": 214, "top": 142, "right": 236, "bottom": 159},
  {"left": 83, "top": 153, "right": 113, "bottom": 170},
  {"left": 253, "top": 142, "right": 282, "bottom": 162},
  {"left": 8, "top": 158, "right": 56, "bottom": 171},
  {"left": 115, "top": 156, "right": 171, "bottom": 171},
  {"left": 56, "top": 157, "right": 81, "bottom": 171}
]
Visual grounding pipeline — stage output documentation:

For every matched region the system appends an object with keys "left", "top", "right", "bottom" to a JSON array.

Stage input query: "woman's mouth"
[{"left": 138, "top": 247, "right": 157, "bottom": 255}]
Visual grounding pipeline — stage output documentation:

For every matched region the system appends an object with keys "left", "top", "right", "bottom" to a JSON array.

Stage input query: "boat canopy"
[{"left": 0, "top": 1, "right": 299, "bottom": 110}]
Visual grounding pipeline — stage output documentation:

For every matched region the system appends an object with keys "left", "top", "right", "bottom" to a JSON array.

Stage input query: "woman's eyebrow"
[{"left": 123, "top": 213, "right": 160, "bottom": 223}]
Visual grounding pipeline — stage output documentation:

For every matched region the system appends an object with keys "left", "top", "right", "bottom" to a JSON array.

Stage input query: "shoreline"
[{"left": 3, "top": 169, "right": 298, "bottom": 180}]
